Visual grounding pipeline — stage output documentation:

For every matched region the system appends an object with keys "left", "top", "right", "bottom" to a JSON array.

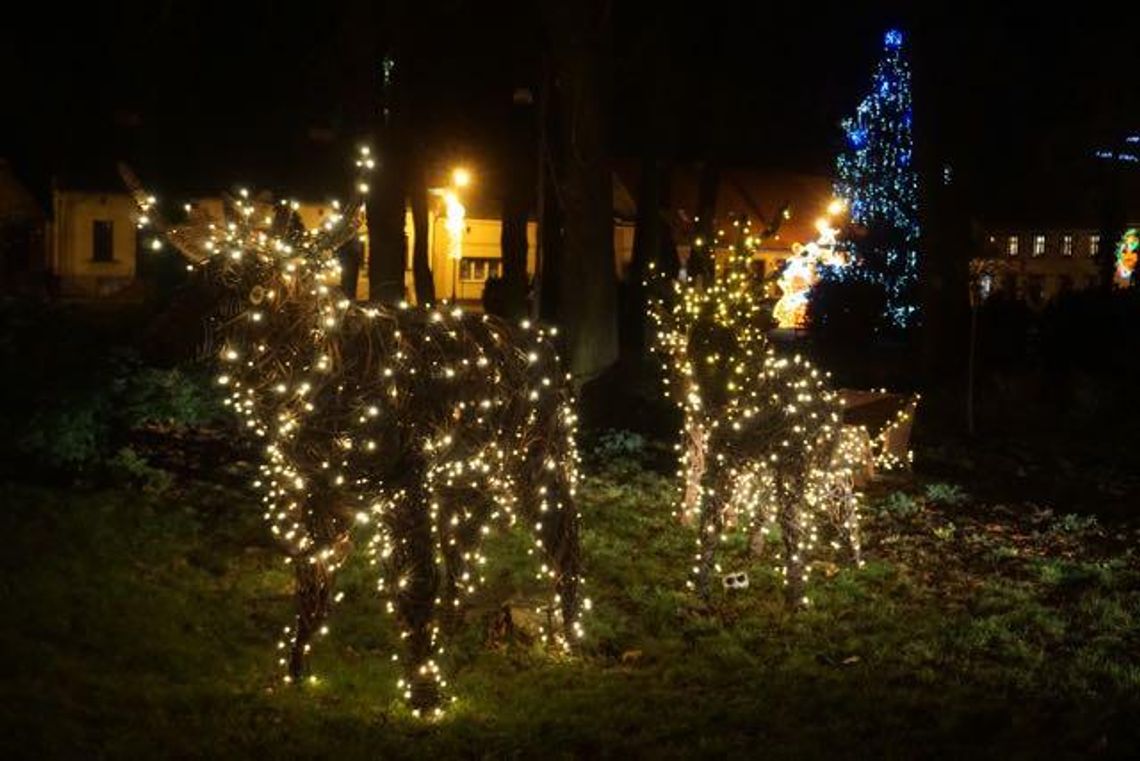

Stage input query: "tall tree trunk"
[
  {"left": 542, "top": 0, "right": 618, "bottom": 382},
  {"left": 337, "top": 237, "right": 363, "bottom": 300},
  {"left": 499, "top": 205, "right": 529, "bottom": 318},
  {"left": 364, "top": 6, "right": 410, "bottom": 305},
  {"left": 410, "top": 154, "right": 434, "bottom": 305},
  {"left": 621, "top": 19, "right": 676, "bottom": 359},
  {"left": 367, "top": 119, "right": 408, "bottom": 301},
  {"left": 623, "top": 156, "right": 668, "bottom": 356},
  {"left": 538, "top": 148, "right": 564, "bottom": 324},
  {"left": 495, "top": 91, "right": 535, "bottom": 320},
  {"left": 536, "top": 57, "right": 562, "bottom": 324}
]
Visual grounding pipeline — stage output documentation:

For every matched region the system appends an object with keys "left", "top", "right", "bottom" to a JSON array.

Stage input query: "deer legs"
[
  {"left": 286, "top": 486, "right": 348, "bottom": 683},
  {"left": 390, "top": 480, "right": 443, "bottom": 713},
  {"left": 288, "top": 558, "right": 333, "bottom": 682}
]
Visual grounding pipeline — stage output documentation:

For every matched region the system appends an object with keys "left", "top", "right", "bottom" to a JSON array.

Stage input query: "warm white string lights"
[
  {"left": 648, "top": 219, "right": 864, "bottom": 605},
  {"left": 122, "top": 150, "right": 586, "bottom": 717}
]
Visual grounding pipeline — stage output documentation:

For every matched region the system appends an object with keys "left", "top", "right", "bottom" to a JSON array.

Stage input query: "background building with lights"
[{"left": 973, "top": 227, "right": 1105, "bottom": 304}]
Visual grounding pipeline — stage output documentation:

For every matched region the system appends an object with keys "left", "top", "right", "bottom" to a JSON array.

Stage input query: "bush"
[
  {"left": 589, "top": 429, "right": 646, "bottom": 460},
  {"left": 924, "top": 482, "right": 969, "bottom": 507},
  {"left": 119, "top": 366, "right": 220, "bottom": 430},
  {"left": 7, "top": 345, "right": 219, "bottom": 475},
  {"left": 1050, "top": 513, "right": 1100, "bottom": 537},
  {"left": 876, "top": 491, "right": 922, "bottom": 518},
  {"left": 18, "top": 394, "right": 109, "bottom": 470},
  {"left": 107, "top": 446, "right": 173, "bottom": 494}
]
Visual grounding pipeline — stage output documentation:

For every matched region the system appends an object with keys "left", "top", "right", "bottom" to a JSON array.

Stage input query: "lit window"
[
  {"left": 1090, "top": 234, "right": 1100, "bottom": 257},
  {"left": 1032, "top": 234, "right": 1046, "bottom": 257},
  {"left": 1061, "top": 234, "right": 1073, "bottom": 257},
  {"left": 1006, "top": 236, "right": 1019, "bottom": 256},
  {"left": 458, "top": 258, "right": 502, "bottom": 282}
]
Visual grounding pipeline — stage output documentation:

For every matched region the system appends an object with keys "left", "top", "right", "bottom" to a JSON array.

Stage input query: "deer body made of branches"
[
  {"left": 648, "top": 220, "right": 862, "bottom": 606},
  {"left": 123, "top": 161, "right": 583, "bottom": 715}
]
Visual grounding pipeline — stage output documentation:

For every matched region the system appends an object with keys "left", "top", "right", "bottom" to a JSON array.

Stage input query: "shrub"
[
  {"left": 8, "top": 346, "right": 220, "bottom": 475},
  {"left": 877, "top": 491, "right": 922, "bottom": 518},
  {"left": 18, "top": 394, "right": 110, "bottom": 470},
  {"left": 107, "top": 446, "right": 173, "bottom": 494},
  {"left": 1050, "top": 513, "right": 1100, "bottom": 536},
  {"left": 924, "top": 482, "right": 969, "bottom": 506},
  {"left": 590, "top": 429, "right": 646, "bottom": 460}
]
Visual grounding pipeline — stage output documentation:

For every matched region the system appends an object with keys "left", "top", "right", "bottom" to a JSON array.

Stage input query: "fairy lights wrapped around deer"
[
  {"left": 122, "top": 151, "right": 584, "bottom": 716},
  {"left": 648, "top": 216, "right": 863, "bottom": 607}
]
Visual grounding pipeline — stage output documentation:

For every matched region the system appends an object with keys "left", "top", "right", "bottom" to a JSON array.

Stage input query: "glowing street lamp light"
[{"left": 442, "top": 168, "right": 471, "bottom": 301}]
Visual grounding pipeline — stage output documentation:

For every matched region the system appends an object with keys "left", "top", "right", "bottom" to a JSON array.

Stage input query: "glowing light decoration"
[
  {"left": 1114, "top": 228, "right": 1138, "bottom": 288},
  {"left": 835, "top": 28, "right": 921, "bottom": 328},
  {"left": 648, "top": 223, "right": 864, "bottom": 607},
  {"left": 122, "top": 151, "right": 585, "bottom": 717},
  {"left": 772, "top": 206, "right": 850, "bottom": 329}
]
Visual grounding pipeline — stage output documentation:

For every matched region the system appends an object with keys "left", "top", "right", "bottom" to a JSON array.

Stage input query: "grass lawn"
[{"left": 3, "top": 446, "right": 1140, "bottom": 759}]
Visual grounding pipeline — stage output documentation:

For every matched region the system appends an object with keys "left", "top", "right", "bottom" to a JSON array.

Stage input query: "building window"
[
  {"left": 1032, "top": 234, "right": 1046, "bottom": 257},
  {"left": 1061, "top": 234, "right": 1073, "bottom": 257},
  {"left": 458, "top": 257, "right": 502, "bottom": 282},
  {"left": 1006, "top": 235, "right": 1019, "bottom": 256},
  {"left": 1090, "top": 234, "right": 1100, "bottom": 257},
  {"left": 92, "top": 220, "right": 114, "bottom": 262}
]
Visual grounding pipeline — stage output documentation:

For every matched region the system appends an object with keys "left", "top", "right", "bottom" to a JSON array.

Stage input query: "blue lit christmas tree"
[{"left": 835, "top": 28, "right": 921, "bottom": 328}]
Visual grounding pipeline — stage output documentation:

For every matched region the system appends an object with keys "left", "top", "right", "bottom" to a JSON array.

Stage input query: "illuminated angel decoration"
[
  {"left": 772, "top": 207, "right": 850, "bottom": 329},
  {"left": 122, "top": 151, "right": 584, "bottom": 716}
]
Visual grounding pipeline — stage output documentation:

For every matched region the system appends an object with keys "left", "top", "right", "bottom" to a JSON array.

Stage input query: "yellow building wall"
[
  {"left": 411, "top": 217, "right": 634, "bottom": 306},
  {"left": 51, "top": 191, "right": 138, "bottom": 297},
  {"left": 426, "top": 217, "right": 538, "bottom": 303}
]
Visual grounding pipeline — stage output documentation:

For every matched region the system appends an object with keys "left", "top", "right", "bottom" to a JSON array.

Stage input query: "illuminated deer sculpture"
[
  {"left": 649, "top": 222, "right": 863, "bottom": 607},
  {"left": 123, "top": 155, "right": 584, "bottom": 715}
]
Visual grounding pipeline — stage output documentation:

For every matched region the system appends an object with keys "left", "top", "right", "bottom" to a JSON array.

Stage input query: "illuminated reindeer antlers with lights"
[
  {"left": 118, "top": 161, "right": 209, "bottom": 264},
  {"left": 119, "top": 147, "right": 373, "bottom": 266}
]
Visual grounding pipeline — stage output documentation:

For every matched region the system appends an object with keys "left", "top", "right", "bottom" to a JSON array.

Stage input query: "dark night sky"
[{"left": 3, "top": 1, "right": 1138, "bottom": 216}]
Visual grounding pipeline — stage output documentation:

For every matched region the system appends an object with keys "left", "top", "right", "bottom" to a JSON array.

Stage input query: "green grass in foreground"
[{"left": 2, "top": 455, "right": 1140, "bottom": 759}]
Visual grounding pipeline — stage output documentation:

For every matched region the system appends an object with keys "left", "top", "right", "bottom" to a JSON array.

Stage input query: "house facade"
[
  {"left": 50, "top": 189, "right": 141, "bottom": 298},
  {"left": 974, "top": 227, "right": 1112, "bottom": 305}
]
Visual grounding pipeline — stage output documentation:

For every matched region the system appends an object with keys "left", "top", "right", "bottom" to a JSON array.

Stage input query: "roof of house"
[{"left": 613, "top": 162, "right": 835, "bottom": 246}]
